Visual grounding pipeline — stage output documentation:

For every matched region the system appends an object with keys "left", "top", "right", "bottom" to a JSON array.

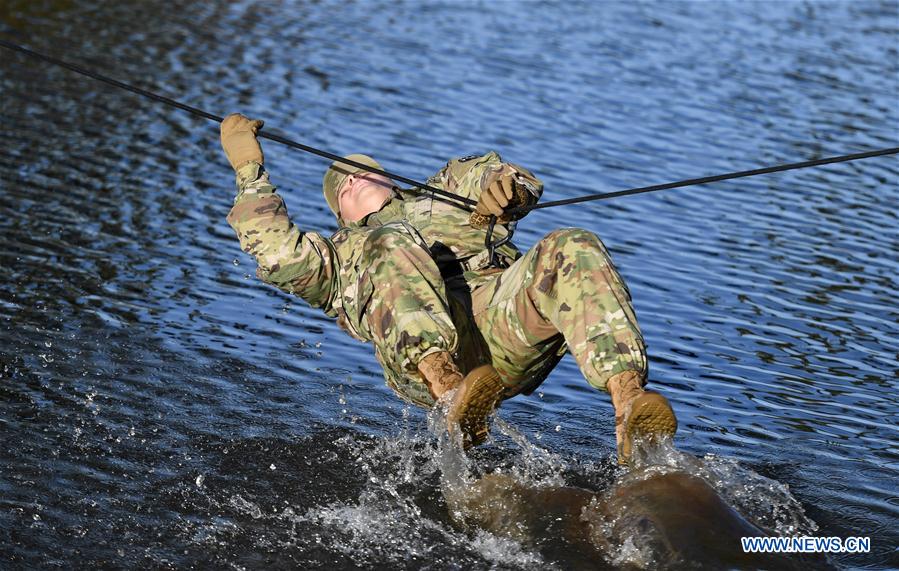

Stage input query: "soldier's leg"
[
  {"left": 358, "top": 225, "right": 461, "bottom": 405},
  {"left": 472, "top": 228, "right": 675, "bottom": 464},
  {"left": 361, "top": 226, "right": 508, "bottom": 446},
  {"left": 472, "top": 227, "right": 646, "bottom": 393}
]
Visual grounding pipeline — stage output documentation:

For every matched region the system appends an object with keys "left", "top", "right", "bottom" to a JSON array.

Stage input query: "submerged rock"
[{"left": 444, "top": 468, "right": 831, "bottom": 570}]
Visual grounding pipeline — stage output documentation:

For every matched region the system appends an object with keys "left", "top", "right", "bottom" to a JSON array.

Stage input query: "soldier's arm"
[
  {"left": 426, "top": 151, "right": 544, "bottom": 208},
  {"left": 227, "top": 162, "right": 339, "bottom": 313}
]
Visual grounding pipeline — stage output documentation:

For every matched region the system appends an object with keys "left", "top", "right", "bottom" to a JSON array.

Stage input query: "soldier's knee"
[{"left": 539, "top": 227, "right": 604, "bottom": 256}]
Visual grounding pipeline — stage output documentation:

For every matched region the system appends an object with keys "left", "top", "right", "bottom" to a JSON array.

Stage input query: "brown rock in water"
[{"left": 444, "top": 470, "right": 830, "bottom": 570}]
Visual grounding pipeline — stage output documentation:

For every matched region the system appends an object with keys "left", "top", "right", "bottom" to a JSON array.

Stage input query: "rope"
[
  {"left": 1, "top": 38, "right": 896, "bottom": 217},
  {"left": 0, "top": 38, "right": 477, "bottom": 209},
  {"left": 509, "top": 146, "right": 899, "bottom": 215}
]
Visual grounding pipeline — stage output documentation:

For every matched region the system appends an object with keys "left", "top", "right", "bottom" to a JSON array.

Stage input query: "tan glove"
[
  {"left": 220, "top": 113, "right": 264, "bottom": 171},
  {"left": 470, "top": 172, "right": 532, "bottom": 228}
]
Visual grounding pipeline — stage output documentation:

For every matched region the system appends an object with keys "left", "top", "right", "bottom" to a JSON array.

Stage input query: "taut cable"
[
  {"left": 1, "top": 38, "right": 896, "bottom": 219},
  {"left": 509, "top": 147, "right": 898, "bottom": 216},
  {"left": 0, "top": 38, "right": 477, "bottom": 209}
]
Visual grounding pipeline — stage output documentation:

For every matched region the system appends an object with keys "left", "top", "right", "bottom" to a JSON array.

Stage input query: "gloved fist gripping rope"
[
  {"left": 470, "top": 171, "right": 538, "bottom": 229},
  {"left": 220, "top": 113, "right": 264, "bottom": 171}
]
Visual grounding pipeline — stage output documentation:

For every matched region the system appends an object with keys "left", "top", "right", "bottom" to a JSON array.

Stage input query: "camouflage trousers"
[{"left": 356, "top": 226, "right": 647, "bottom": 407}]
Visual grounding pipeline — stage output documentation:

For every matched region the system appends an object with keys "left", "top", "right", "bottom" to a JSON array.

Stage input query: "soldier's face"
[{"left": 338, "top": 172, "right": 394, "bottom": 222}]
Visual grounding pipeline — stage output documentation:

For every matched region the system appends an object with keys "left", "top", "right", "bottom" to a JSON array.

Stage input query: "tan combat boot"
[
  {"left": 447, "top": 365, "right": 506, "bottom": 449},
  {"left": 418, "top": 353, "right": 505, "bottom": 449},
  {"left": 607, "top": 370, "right": 678, "bottom": 465},
  {"left": 417, "top": 351, "right": 464, "bottom": 400}
]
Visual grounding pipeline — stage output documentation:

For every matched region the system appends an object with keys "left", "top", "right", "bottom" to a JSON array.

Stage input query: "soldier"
[{"left": 221, "top": 114, "right": 677, "bottom": 464}]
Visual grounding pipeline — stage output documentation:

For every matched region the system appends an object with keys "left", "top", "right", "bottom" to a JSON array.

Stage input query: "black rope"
[
  {"left": 0, "top": 38, "right": 477, "bottom": 209},
  {"left": 509, "top": 146, "right": 899, "bottom": 215},
  {"left": 1, "top": 38, "right": 896, "bottom": 218}
]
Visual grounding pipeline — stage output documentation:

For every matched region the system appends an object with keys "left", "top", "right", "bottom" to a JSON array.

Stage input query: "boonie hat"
[{"left": 322, "top": 154, "right": 384, "bottom": 219}]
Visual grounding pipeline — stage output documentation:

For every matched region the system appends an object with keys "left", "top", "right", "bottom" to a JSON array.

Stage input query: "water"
[{"left": 1, "top": 0, "right": 897, "bottom": 568}]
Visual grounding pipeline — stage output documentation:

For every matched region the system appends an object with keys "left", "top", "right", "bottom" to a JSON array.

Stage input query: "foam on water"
[{"left": 289, "top": 408, "right": 554, "bottom": 569}]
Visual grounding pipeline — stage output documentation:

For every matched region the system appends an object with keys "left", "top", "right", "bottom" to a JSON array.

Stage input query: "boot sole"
[
  {"left": 620, "top": 392, "right": 678, "bottom": 464},
  {"left": 449, "top": 365, "right": 505, "bottom": 449}
]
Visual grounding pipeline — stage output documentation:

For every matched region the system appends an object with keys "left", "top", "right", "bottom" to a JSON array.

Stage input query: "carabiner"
[{"left": 485, "top": 216, "right": 517, "bottom": 268}]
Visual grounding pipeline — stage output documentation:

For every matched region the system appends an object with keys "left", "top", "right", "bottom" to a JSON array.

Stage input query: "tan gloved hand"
[
  {"left": 220, "top": 113, "right": 264, "bottom": 171},
  {"left": 470, "top": 173, "right": 530, "bottom": 228}
]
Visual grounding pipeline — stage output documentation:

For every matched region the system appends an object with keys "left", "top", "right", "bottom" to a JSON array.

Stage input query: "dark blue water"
[{"left": 1, "top": 1, "right": 897, "bottom": 568}]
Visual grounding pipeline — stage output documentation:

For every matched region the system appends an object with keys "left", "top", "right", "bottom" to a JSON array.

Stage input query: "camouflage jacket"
[{"left": 227, "top": 151, "right": 543, "bottom": 344}]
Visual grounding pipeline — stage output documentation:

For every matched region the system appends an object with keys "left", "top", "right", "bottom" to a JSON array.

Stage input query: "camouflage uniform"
[{"left": 227, "top": 152, "right": 647, "bottom": 407}]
